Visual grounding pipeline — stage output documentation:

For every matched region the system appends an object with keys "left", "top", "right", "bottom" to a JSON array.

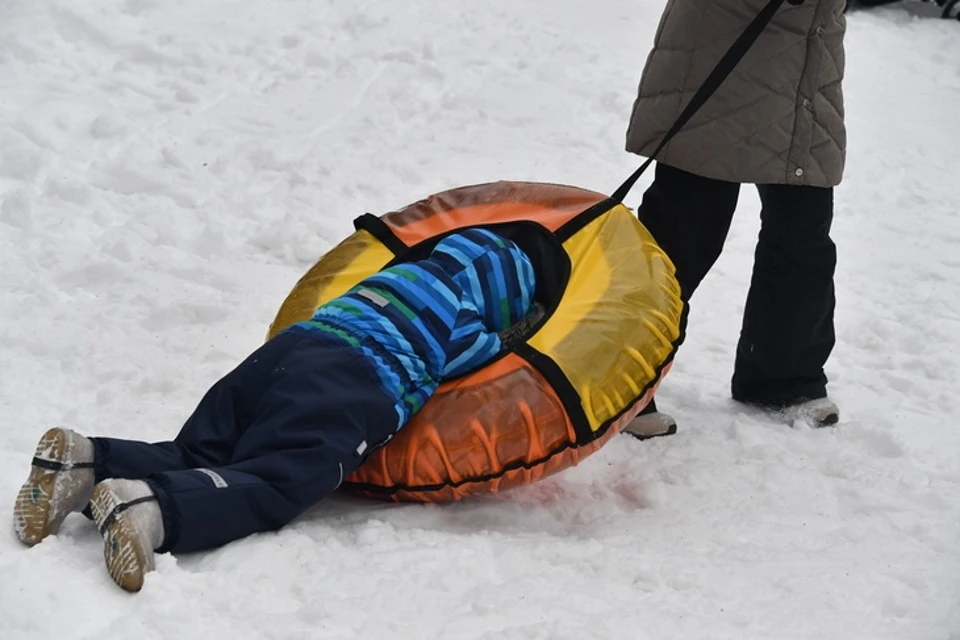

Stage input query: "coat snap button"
[
  {"left": 816, "top": 24, "right": 825, "bottom": 35},
  {"left": 795, "top": 168, "right": 804, "bottom": 177},
  {"left": 802, "top": 98, "right": 812, "bottom": 108}
]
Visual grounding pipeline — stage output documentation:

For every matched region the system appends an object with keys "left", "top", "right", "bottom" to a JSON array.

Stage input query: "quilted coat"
[{"left": 625, "top": 0, "right": 847, "bottom": 187}]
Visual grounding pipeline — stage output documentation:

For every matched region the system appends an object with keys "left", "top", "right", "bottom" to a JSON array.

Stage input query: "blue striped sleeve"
[
  {"left": 443, "top": 330, "right": 501, "bottom": 379},
  {"left": 442, "top": 301, "right": 502, "bottom": 378}
]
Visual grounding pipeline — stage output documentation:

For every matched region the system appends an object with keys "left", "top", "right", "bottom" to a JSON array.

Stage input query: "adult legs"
[
  {"left": 637, "top": 162, "right": 742, "bottom": 301},
  {"left": 731, "top": 184, "right": 836, "bottom": 407},
  {"left": 626, "top": 163, "right": 740, "bottom": 436}
]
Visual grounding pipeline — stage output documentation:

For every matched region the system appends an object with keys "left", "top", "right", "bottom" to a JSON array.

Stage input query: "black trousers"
[
  {"left": 638, "top": 163, "right": 837, "bottom": 407},
  {"left": 90, "top": 332, "right": 397, "bottom": 553}
]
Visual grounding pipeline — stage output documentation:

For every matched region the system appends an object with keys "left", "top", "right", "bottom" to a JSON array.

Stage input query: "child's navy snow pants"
[{"left": 90, "top": 332, "right": 398, "bottom": 553}]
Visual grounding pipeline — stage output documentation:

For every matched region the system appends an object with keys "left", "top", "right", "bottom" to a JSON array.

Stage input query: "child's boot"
[
  {"left": 14, "top": 427, "right": 95, "bottom": 546},
  {"left": 89, "top": 479, "right": 165, "bottom": 592}
]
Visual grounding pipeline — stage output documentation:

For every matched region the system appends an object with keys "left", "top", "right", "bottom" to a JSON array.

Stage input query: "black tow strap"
[{"left": 611, "top": 0, "right": 788, "bottom": 202}]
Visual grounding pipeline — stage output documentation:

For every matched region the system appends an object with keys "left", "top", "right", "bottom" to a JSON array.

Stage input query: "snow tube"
[{"left": 267, "top": 182, "right": 685, "bottom": 502}]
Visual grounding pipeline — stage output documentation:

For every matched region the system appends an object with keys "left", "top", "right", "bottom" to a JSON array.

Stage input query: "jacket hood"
[{"left": 429, "top": 228, "right": 535, "bottom": 333}]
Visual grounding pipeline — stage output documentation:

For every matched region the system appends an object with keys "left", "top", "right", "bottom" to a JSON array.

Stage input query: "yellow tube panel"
[
  {"left": 267, "top": 230, "right": 394, "bottom": 339},
  {"left": 528, "top": 205, "right": 683, "bottom": 431}
]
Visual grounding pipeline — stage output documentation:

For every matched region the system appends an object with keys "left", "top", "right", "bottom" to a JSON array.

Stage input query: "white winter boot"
[
  {"left": 622, "top": 401, "right": 678, "bottom": 440},
  {"left": 89, "top": 479, "right": 165, "bottom": 592},
  {"left": 780, "top": 397, "right": 840, "bottom": 428},
  {"left": 14, "top": 428, "right": 95, "bottom": 546}
]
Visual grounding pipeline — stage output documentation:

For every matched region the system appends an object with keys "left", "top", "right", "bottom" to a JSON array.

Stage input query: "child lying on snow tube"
[{"left": 13, "top": 228, "right": 536, "bottom": 592}]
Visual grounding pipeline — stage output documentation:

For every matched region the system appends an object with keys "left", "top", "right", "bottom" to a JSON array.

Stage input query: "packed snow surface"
[{"left": 1, "top": 1, "right": 958, "bottom": 638}]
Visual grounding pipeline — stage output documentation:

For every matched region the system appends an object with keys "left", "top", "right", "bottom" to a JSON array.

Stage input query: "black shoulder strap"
[
  {"left": 612, "top": 0, "right": 787, "bottom": 202},
  {"left": 353, "top": 213, "right": 409, "bottom": 256}
]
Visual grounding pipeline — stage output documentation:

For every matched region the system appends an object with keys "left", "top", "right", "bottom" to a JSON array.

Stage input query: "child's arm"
[
  {"left": 442, "top": 301, "right": 544, "bottom": 380},
  {"left": 441, "top": 302, "right": 502, "bottom": 380}
]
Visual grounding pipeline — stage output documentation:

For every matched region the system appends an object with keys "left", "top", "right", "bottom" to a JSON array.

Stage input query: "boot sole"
[
  {"left": 624, "top": 423, "right": 678, "bottom": 441},
  {"left": 13, "top": 428, "right": 69, "bottom": 546},
  {"left": 89, "top": 485, "right": 154, "bottom": 593}
]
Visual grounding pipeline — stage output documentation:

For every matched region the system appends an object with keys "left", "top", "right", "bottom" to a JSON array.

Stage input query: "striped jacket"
[{"left": 287, "top": 228, "right": 536, "bottom": 431}]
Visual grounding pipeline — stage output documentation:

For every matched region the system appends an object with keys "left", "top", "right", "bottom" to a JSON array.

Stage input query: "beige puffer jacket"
[{"left": 625, "top": 0, "right": 846, "bottom": 187}]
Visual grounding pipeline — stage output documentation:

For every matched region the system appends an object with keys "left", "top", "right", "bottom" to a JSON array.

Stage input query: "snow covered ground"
[{"left": 1, "top": 0, "right": 958, "bottom": 637}]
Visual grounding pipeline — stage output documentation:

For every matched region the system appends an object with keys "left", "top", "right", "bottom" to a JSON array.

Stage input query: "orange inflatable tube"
[{"left": 268, "top": 182, "right": 685, "bottom": 501}]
